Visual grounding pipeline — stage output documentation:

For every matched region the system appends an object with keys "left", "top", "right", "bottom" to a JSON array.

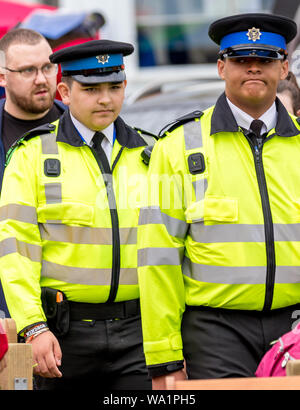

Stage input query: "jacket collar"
[
  {"left": 210, "top": 92, "right": 299, "bottom": 137},
  {"left": 54, "top": 99, "right": 67, "bottom": 113},
  {"left": 56, "top": 109, "right": 146, "bottom": 149},
  {"left": 114, "top": 116, "right": 147, "bottom": 148}
]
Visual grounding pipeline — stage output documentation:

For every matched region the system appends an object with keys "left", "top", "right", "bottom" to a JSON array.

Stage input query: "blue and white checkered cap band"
[
  {"left": 61, "top": 53, "right": 123, "bottom": 73},
  {"left": 220, "top": 31, "right": 286, "bottom": 52}
]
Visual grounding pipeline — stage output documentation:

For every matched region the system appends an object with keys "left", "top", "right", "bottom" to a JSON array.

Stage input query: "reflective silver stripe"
[
  {"left": 192, "top": 178, "right": 207, "bottom": 202},
  {"left": 182, "top": 257, "right": 265, "bottom": 284},
  {"left": 41, "top": 133, "right": 61, "bottom": 204},
  {"left": 40, "top": 224, "right": 137, "bottom": 245},
  {"left": 45, "top": 220, "right": 62, "bottom": 224},
  {"left": 119, "top": 267, "right": 138, "bottom": 286},
  {"left": 0, "top": 237, "right": 41, "bottom": 262},
  {"left": 182, "top": 257, "right": 300, "bottom": 285},
  {"left": 41, "top": 133, "right": 58, "bottom": 155},
  {"left": 183, "top": 121, "right": 202, "bottom": 150},
  {"left": 45, "top": 183, "right": 62, "bottom": 204},
  {"left": 275, "top": 266, "right": 300, "bottom": 283},
  {"left": 0, "top": 204, "right": 37, "bottom": 225},
  {"left": 274, "top": 224, "right": 300, "bottom": 242},
  {"left": 41, "top": 260, "right": 138, "bottom": 285},
  {"left": 190, "top": 223, "right": 265, "bottom": 243},
  {"left": 120, "top": 227, "right": 137, "bottom": 245},
  {"left": 138, "top": 247, "right": 184, "bottom": 267},
  {"left": 139, "top": 206, "right": 188, "bottom": 239},
  {"left": 189, "top": 223, "right": 300, "bottom": 244}
]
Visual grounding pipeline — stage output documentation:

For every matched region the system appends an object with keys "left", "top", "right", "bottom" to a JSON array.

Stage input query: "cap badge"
[
  {"left": 96, "top": 54, "right": 110, "bottom": 64},
  {"left": 247, "top": 27, "right": 262, "bottom": 42}
]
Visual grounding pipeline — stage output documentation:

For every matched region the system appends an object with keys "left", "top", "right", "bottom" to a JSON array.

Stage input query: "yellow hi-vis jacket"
[
  {"left": 0, "top": 110, "right": 156, "bottom": 333},
  {"left": 138, "top": 93, "right": 300, "bottom": 368}
]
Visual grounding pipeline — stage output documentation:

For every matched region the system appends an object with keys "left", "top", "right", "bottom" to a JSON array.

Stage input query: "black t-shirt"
[{"left": 2, "top": 104, "right": 62, "bottom": 155}]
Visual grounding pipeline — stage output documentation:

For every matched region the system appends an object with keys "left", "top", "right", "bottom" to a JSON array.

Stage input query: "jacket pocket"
[
  {"left": 37, "top": 202, "right": 94, "bottom": 226},
  {"left": 185, "top": 196, "right": 238, "bottom": 224}
]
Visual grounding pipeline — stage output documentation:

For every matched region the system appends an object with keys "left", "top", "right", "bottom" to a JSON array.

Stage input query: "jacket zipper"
[
  {"left": 90, "top": 145, "right": 123, "bottom": 303},
  {"left": 246, "top": 135, "right": 276, "bottom": 311}
]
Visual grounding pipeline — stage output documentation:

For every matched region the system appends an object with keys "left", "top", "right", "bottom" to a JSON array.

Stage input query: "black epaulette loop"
[
  {"left": 23, "top": 123, "right": 56, "bottom": 140},
  {"left": 134, "top": 127, "right": 158, "bottom": 140},
  {"left": 141, "top": 146, "right": 154, "bottom": 165},
  {"left": 133, "top": 127, "right": 159, "bottom": 141},
  {"left": 158, "top": 110, "right": 204, "bottom": 138}
]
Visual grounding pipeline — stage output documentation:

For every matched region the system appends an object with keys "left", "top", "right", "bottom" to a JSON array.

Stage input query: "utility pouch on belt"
[{"left": 41, "top": 287, "right": 70, "bottom": 337}]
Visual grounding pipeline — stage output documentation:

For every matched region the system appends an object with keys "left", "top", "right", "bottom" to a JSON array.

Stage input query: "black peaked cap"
[
  {"left": 50, "top": 39, "right": 134, "bottom": 64},
  {"left": 209, "top": 13, "right": 297, "bottom": 45}
]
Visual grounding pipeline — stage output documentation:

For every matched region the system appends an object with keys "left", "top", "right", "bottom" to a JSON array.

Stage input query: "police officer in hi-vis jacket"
[
  {"left": 0, "top": 39, "right": 156, "bottom": 390},
  {"left": 138, "top": 13, "right": 300, "bottom": 388}
]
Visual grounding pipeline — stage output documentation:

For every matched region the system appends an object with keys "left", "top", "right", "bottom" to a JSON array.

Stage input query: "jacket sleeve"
[
  {"left": 0, "top": 139, "right": 45, "bottom": 333},
  {"left": 138, "top": 128, "right": 189, "bottom": 369}
]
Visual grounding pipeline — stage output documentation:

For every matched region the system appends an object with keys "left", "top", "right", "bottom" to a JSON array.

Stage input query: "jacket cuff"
[
  {"left": 19, "top": 321, "right": 48, "bottom": 337},
  {"left": 148, "top": 360, "right": 184, "bottom": 378}
]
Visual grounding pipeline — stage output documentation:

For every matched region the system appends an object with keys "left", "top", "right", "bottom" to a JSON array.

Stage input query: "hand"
[
  {"left": 0, "top": 353, "right": 7, "bottom": 373},
  {"left": 152, "top": 369, "right": 186, "bottom": 390},
  {"left": 30, "top": 330, "right": 62, "bottom": 378}
]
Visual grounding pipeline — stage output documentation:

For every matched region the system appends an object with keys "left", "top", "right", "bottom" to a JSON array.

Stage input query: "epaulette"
[
  {"left": 22, "top": 123, "right": 56, "bottom": 140},
  {"left": 135, "top": 128, "right": 158, "bottom": 166},
  {"left": 135, "top": 127, "right": 158, "bottom": 165},
  {"left": 297, "top": 117, "right": 300, "bottom": 125},
  {"left": 134, "top": 127, "right": 158, "bottom": 146},
  {"left": 6, "top": 123, "right": 56, "bottom": 167},
  {"left": 158, "top": 110, "right": 204, "bottom": 138}
]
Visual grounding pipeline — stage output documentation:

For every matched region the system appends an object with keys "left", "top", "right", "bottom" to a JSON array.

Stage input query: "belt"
[{"left": 69, "top": 299, "right": 140, "bottom": 320}]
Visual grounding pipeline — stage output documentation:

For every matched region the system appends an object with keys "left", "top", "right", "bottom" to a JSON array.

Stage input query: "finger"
[
  {"left": 45, "top": 351, "right": 62, "bottom": 378},
  {"left": 36, "top": 356, "right": 53, "bottom": 378},
  {"left": 53, "top": 339, "right": 62, "bottom": 368}
]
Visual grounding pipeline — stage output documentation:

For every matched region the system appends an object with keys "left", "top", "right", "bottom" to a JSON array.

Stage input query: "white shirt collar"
[
  {"left": 226, "top": 97, "right": 277, "bottom": 134},
  {"left": 70, "top": 112, "right": 115, "bottom": 146}
]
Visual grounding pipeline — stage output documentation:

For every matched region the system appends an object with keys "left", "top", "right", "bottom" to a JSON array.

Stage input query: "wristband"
[
  {"left": 25, "top": 327, "right": 49, "bottom": 344},
  {"left": 23, "top": 322, "right": 49, "bottom": 341},
  {"left": 148, "top": 361, "right": 184, "bottom": 378}
]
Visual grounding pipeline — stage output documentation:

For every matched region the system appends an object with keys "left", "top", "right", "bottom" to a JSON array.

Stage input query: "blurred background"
[{"left": 1, "top": 0, "right": 300, "bottom": 133}]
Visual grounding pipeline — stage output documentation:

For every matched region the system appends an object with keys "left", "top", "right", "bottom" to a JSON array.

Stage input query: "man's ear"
[
  {"left": 280, "top": 59, "right": 289, "bottom": 80},
  {"left": 57, "top": 82, "right": 71, "bottom": 106},
  {"left": 0, "top": 68, "right": 7, "bottom": 88},
  {"left": 0, "top": 51, "right": 7, "bottom": 87},
  {"left": 217, "top": 59, "right": 226, "bottom": 80},
  {"left": 0, "top": 75, "right": 6, "bottom": 88}
]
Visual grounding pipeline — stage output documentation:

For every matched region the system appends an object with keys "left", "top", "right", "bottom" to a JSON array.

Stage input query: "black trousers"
[
  {"left": 181, "top": 304, "right": 300, "bottom": 379},
  {"left": 35, "top": 314, "right": 151, "bottom": 390}
]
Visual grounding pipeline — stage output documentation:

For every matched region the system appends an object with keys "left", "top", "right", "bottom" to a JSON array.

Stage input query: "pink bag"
[
  {"left": 0, "top": 321, "right": 8, "bottom": 360},
  {"left": 256, "top": 322, "right": 300, "bottom": 377}
]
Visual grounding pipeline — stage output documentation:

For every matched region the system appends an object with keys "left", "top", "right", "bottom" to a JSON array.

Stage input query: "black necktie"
[
  {"left": 250, "top": 119, "right": 264, "bottom": 139},
  {"left": 91, "top": 131, "right": 111, "bottom": 172},
  {"left": 92, "top": 131, "right": 105, "bottom": 153},
  {"left": 92, "top": 132, "right": 116, "bottom": 230}
]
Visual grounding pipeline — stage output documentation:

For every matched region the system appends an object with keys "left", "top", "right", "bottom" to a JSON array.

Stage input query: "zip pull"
[
  {"left": 254, "top": 145, "right": 260, "bottom": 161},
  {"left": 281, "top": 352, "right": 295, "bottom": 368},
  {"left": 282, "top": 352, "right": 290, "bottom": 368},
  {"left": 257, "top": 137, "right": 263, "bottom": 150}
]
